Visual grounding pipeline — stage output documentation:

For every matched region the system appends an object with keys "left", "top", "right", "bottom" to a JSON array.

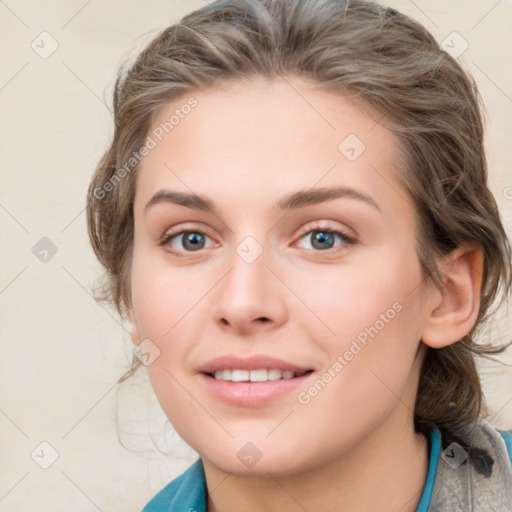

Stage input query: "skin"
[{"left": 127, "top": 76, "right": 483, "bottom": 511}]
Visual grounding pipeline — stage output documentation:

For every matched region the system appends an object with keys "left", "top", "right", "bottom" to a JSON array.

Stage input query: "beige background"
[{"left": 1, "top": 1, "right": 511, "bottom": 510}]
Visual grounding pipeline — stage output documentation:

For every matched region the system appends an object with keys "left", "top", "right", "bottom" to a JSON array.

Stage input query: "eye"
[
  {"left": 160, "top": 229, "right": 216, "bottom": 254},
  {"left": 295, "top": 224, "right": 356, "bottom": 252}
]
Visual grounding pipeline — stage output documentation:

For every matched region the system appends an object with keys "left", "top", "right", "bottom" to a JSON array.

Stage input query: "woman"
[{"left": 86, "top": 0, "right": 512, "bottom": 510}]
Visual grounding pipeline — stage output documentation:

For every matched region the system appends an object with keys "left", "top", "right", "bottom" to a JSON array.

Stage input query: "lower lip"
[{"left": 199, "top": 372, "right": 314, "bottom": 407}]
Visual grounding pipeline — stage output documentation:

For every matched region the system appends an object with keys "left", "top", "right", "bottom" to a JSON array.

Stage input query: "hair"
[{"left": 86, "top": 0, "right": 511, "bottom": 436}]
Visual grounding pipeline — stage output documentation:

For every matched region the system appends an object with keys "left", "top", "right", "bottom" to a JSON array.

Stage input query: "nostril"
[{"left": 218, "top": 317, "right": 270, "bottom": 326}]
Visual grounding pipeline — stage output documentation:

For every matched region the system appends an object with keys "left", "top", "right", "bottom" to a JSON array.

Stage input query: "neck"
[{"left": 203, "top": 417, "right": 430, "bottom": 512}]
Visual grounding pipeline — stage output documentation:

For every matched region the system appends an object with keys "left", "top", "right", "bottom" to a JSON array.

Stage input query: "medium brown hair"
[{"left": 86, "top": 0, "right": 511, "bottom": 434}]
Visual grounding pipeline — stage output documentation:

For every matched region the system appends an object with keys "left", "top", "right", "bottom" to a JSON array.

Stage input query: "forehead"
[{"left": 135, "top": 77, "right": 410, "bottom": 220}]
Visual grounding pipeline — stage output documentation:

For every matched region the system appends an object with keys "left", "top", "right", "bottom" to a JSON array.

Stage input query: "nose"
[{"left": 211, "top": 245, "right": 287, "bottom": 336}]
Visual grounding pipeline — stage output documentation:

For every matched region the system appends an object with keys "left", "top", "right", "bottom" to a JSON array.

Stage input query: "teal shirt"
[{"left": 142, "top": 427, "right": 512, "bottom": 512}]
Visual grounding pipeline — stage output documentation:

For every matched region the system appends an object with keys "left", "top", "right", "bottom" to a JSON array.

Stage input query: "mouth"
[
  {"left": 198, "top": 355, "right": 315, "bottom": 407},
  {"left": 207, "top": 368, "right": 313, "bottom": 382}
]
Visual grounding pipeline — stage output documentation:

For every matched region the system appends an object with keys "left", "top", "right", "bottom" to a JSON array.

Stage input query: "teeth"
[
  {"left": 267, "top": 369, "right": 282, "bottom": 381},
  {"left": 249, "top": 369, "right": 268, "bottom": 382},
  {"left": 231, "top": 369, "right": 249, "bottom": 382},
  {"left": 212, "top": 368, "right": 299, "bottom": 382},
  {"left": 214, "top": 369, "right": 232, "bottom": 380}
]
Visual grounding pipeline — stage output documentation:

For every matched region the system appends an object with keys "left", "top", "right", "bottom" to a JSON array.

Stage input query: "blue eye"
[
  {"left": 297, "top": 229, "right": 356, "bottom": 251},
  {"left": 160, "top": 225, "right": 356, "bottom": 256},
  {"left": 161, "top": 231, "right": 215, "bottom": 253}
]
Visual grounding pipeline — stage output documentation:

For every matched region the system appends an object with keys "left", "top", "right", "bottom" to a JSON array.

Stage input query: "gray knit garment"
[{"left": 429, "top": 418, "right": 512, "bottom": 511}]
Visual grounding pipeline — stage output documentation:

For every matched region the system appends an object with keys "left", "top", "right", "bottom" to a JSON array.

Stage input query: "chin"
[{"left": 200, "top": 441, "right": 317, "bottom": 478}]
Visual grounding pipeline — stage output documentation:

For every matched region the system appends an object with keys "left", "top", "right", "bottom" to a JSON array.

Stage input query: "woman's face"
[{"left": 128, "top": 77, "right": 436, "bottom": 475}]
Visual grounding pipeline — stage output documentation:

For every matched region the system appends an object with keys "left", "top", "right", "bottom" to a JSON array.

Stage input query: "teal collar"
[
  {"left": 144, "top": 425, "right": 506, "bottom": 512},
  {"left": 415, "top": 425, "right": 441, "bottom": 511}
]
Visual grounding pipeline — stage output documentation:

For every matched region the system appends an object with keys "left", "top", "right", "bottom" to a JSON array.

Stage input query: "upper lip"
[{"left": 199, "top": 355, "right": 313, "bottom": 374}]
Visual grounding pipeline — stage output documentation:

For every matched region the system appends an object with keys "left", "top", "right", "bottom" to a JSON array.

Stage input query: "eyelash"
[
  {"left": 297, "top": 222, "right": 357, "bottom": 251},
  {"left": 159, "top": 222, "right": 357, "bottom": 256}
]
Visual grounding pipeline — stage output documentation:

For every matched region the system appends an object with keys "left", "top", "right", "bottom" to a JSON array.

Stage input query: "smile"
[{"left": 211, "top": 369, "right": 311, "bottom": 382}]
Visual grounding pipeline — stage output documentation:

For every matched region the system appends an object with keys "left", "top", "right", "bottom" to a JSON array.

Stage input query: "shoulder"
[
  {"left": 498, "top": 429, "right": 512, "bottom": 467},
  {"left": 428, "top": 420, "right": 512, "bottom": 510},
  {"left": 141, "top": 459, "right": 207, "bottom": 512},
  {"left": 438, "top": 419, "right": 512, "bottom": 477}
]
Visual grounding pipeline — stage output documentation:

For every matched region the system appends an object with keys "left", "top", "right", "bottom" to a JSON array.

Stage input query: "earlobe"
[
  {"left": 421, "top": 244, "right": 483, "bottom": 349},
  {"left": 126, "top": 307, "right": 141, "bottom": 347}
]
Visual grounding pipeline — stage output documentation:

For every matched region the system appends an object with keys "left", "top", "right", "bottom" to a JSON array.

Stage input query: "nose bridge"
[
  {"left": 212, "top": 235, "right": 286, "bottom": 331},
  {"left": 222, "top": 239, "right": 270, "bottom": 309}
]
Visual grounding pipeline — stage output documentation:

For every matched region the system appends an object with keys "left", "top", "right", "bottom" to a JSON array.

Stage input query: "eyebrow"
[{"left": 144, "top": 186, "right": 380, "bottom": 214}]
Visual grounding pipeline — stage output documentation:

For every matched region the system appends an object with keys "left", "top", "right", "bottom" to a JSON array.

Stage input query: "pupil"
[
  {"left": 184, "top": 232, "right": 204, "bottom": 251},
  {"left": 312, "top": 231, "right": 333, "bottom": 250}
]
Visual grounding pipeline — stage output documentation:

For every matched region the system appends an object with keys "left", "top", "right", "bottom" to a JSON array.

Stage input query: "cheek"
[
  {"left": 293, "top": 299, "right": 423, "bottom": 447},
  {"left": 291, "top": 244, "right": 423, "bottom": 342},
  {"left": 133, "top": 272, "right": 209, "bottom": 429},
  {"left": 144, "top": 365, "right": 207, "bottom": 447},
  {"left": 130, "top": 251, "right": 201, "bottom": 340},
  {"left": 293, "top": 246, "right": 425, "bottom": 395}
]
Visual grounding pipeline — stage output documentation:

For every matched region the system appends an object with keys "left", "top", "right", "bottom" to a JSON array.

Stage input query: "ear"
[
  {"left": 421, "top": 244, "right": 483, "bottom": 349},
  {"left": 126, "top": 307, "right": 142, "bottom": 347}
]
